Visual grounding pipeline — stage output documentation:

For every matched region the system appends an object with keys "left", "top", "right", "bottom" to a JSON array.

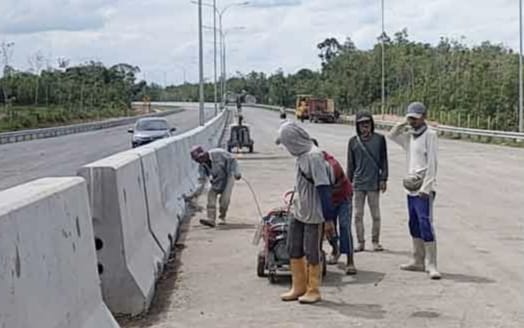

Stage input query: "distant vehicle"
[
  {"left": 128, "top": 117, "right": 176, "bottom": 148},
  {"left": 295, "top": 94, "right": 313, "bottom": 121},
  {"left": 295, "top": 95, "right": 338, "bottom": 123},
  {"left": 309, "top": 98, "right": 338, "bottom": 123}
]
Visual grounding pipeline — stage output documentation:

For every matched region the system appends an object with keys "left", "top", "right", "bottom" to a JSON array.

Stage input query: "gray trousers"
[
  {"left": 354, "top": 190, "right": 381, "bottom": 244},
  {"left": 287, "top": 217, "right": 322, "bottom": 264},
  {"left": 207, "top": 177, "right": 235, "bottom": 222}
]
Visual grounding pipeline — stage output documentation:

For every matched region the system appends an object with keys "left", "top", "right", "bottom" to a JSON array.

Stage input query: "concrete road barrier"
[
  {"left": 0, "top": 177, "right": 119, "bottom": 328},
  {"left": 134, "top": 144, "right": 184, "bottom": 259},
  {"left": 78, "top": 109, "right": 230, "bottom": 315},
  {"left": 78, "top": 152, "right": 165, "bottom": 316}
]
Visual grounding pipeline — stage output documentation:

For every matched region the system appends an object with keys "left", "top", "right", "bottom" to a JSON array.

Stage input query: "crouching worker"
[
  {"left": 311, "top": 138, "right": 356, "bottom": 275},
  {"left": 276, "top": 123, "right": 335, "bottom": 304},
  {"left": 190, "top": 146, "right": 242, "bottom": 228}
]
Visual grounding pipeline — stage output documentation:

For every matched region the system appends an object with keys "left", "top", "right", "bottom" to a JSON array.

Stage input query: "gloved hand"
[
  {"left": 379, "top": 181, "right": 387, "bottom": 193},
  {"left": 234, "top": 174, "right": 242, "bottom": 180},
  {"left": 324, "top": 221, "right": 336, "bottom": 239}
]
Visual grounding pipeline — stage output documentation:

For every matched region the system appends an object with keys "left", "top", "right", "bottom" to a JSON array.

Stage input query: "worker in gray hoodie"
[
  {"left": 191, "top": 146, "right": 242, "bottom": 228},
  {"left": 347, "top": 111, "right": 389, "bottom": 252},
  {"left": 276, "top": 122, "right": 335, "bottom": 304}
]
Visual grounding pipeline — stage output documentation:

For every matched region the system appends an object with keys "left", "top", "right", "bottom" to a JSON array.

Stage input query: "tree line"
[
  {"left": 0, "top": 43, "right": 146, "bottom": 131},
  {"left": 160, "top": 29, "right": 521, "bottom": 131}
]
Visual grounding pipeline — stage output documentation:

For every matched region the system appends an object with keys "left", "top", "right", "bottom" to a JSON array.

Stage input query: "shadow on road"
[
  {"left": 441, "top": 272, "right": 496, "bottom": 284},
  {"left": 313, "top": 299, "right": 387, "bottom": 320},
  {"left": 216, "top": 222, "right": 256, "bottom": 230},
  {"left": 380, "top": 249, "right": 412, "bottom": 257},
  {"left": 324, "top": 269, "right": 386, "bottom": 287},
  {"left": 410, "top": 310, "right": 441, "bottom": 318}
]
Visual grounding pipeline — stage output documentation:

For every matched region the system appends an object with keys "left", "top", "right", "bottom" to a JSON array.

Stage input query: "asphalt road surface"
[
  {"left": 0, "top": 103, "right": 216, "bottom": 191},
  {"left": 123, "top": 106, "right": 524, "bottom": 328}
]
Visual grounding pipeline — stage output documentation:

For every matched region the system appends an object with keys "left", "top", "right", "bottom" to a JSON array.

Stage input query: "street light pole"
[
  {"left": 198, "top": 0, "right": 205, "bottom": 126},
  {"left": 213, "top": 0, "right": 218, "bottom": 116},
  {"left": 381, "top": 0, "right": 385, "bottom": 118},
  {"left": 223, "top": 33, "right": 227, "bottom": 99},
  {"left": 190, "top": 1, "right": 248, "bottom": 111},
  {"left": 219, "top": 14, "right": 225, "bottom": 108},
  {"left": 519, "top": 0, "right": 523, "bottom": 132}
]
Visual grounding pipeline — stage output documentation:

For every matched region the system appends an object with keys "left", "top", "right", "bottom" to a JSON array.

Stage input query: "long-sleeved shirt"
[
  {"left": 198, "top": 148, "right": 241, "bottom": 193},
  {"left": 388, "top": 123, "right": 438, "bottom": 195},
  {"left": 347, "top": 133, "right": 389, "bottom": 191},
  {"left": 294, "top": 146, "right": 332, "bottom": 224}
]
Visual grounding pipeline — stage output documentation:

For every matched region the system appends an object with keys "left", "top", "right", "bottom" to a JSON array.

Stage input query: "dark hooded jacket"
[{"left": 347, "top": 111, "right": 389, "bottom": 191}]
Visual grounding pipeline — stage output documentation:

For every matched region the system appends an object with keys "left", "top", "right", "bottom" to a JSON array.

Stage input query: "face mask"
[{"left": 408, "top": 123, "right": 428, "bottom": 138}]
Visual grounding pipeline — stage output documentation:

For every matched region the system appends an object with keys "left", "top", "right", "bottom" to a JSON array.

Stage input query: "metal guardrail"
[
  {"left": 250, "top": 104, "right": 524, "bottom": 143},
  {"left": 0, "top": 108, "right": 183, "bottom": 145}
]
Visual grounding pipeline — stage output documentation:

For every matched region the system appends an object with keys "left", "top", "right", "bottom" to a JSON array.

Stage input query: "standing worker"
[
  {"left": 388, "top": 102, "right": 441, "bottom": 280},
  {"left": 347, "top": 111, "right": 389, "bottom": 252},
  {"left": 236, "top": 90, "right": 246, "bottom": 115},
  {"left": 276, "top": 123, "right": 335, "bottom": 304},
  {"left": 190, "top": 146, "right": 242, "bottom": 228},
  {"left": 279, "top": 106, "right": 287, "bottom": 120}
]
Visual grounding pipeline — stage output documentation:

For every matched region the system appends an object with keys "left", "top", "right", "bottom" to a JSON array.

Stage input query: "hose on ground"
[{"left": 241, "top": 177, "right": 264, "bottom": 219}]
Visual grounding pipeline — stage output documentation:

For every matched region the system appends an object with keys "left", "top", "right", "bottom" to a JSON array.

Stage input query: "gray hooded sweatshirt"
[{"left": 278, "top": 122, "right": 331, "bottom": 224}]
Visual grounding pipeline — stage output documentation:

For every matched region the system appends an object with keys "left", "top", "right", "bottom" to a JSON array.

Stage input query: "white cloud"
[
  {"left": 0, "top": 0, "right": 520, "bottom": 84},
  {"left": 249, "top": 0, "right": 302, "bottom": 8},
  {"left": 0, "top": 0, "right": 118, "bottom": 34}
]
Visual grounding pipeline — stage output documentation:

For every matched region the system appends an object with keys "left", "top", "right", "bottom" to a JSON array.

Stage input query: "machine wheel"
[
  {"left": 248, "top": 145, "right": 254, "bottom": 153},
  {"left": 257, "top": 253, "right": 266, "bottom": 277},
  {"left": 268, "top": 273, "right": 278, "bottom": 284},
  {"left": 227, "top": 145, "right": 233, "bottom": 153}
]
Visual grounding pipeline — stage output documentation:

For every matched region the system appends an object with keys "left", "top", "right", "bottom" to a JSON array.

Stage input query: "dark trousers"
[
  {"left": 407, "top": 193, "right": 436, "bottom": 242},
  {"left": 287, "top": 217, "right": 322, "bottom": 264}
]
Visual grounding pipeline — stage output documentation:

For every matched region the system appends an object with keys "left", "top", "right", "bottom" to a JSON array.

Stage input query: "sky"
[{"left": 0, "top": 0, "right": 520, "bottom": 85}]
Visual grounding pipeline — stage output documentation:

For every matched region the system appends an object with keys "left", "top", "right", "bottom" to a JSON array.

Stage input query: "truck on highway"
[
  {"left": 309, "top": 97, "right": 338, "bottom": 123},
  {"left": 295, "top": 95, "right": 338, "bottom": 123},
  {"left": 295, "top": 94, "right": 312, "bottom": 121}
]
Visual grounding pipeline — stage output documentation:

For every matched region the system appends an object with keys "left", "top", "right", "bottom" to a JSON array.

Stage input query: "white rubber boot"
[
  {"left": 424, "top": 242, "right": 442, "bottom": 280},
  {"left": 400, "top": 238, "right": 425, "bottom": 272}
]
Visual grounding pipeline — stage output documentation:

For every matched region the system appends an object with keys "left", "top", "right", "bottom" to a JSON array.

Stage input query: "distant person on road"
[
  {"left": 311, "top": 138, "right": 357, "bottom": 275},
  {"left": 276, "top": 123, "right": 335, "bottom": 304},
  {"left": 388, "top": 102, "right": 441, "bottom": 280},
  {"left": 191, "top": 146, "right": 242, "bottom": 228},
  {"left": 280, "top": 107, "right": 287, "bottom": 120},
  {"left": 347, "top": 111, "right": 389, "bottom": 252},
  {"left": 236, "top": 92, "right": 246, "bottom": 115}
]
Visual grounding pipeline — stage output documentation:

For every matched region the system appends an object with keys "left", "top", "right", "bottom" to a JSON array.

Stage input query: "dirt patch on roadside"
[{"left": 117, "top": 199, "right": 202, "bottom": 327}]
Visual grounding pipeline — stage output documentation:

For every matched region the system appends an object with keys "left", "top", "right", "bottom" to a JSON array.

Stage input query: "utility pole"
[
  {"left": 198, "top": 0, "right": 205, "bottom": 126},
  {"left": 223, "top": 34, "right": 227, "bottom": 99},
  {"left": 213, "top": 0, "right": 218, "bottom": 116},
  {"left": 519, "top": 0, "right": 523, "bottom": 132},
  {"left": 219, "top": 14, "right": 225, "bottom": 108},
  {"left": 381, "top": 0, "right": 386, "bottom": 118},
  {"left": 191, "top": 1, "right": 249, "bottom": 110}
]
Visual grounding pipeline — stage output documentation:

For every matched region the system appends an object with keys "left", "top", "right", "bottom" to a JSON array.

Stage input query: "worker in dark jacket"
[{"left": 347, "top": 111, "right": 389, "bottom": 252}]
